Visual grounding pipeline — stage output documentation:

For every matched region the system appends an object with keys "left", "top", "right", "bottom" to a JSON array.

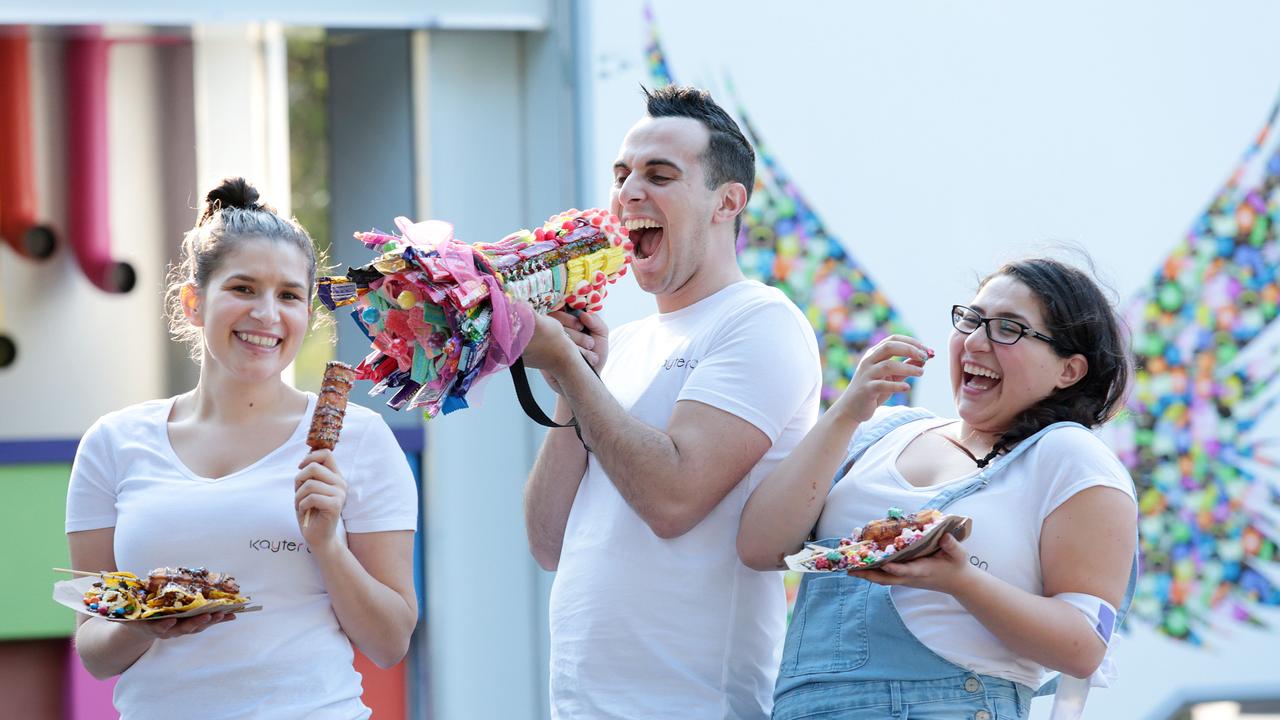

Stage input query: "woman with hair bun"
[
  {"left": 739, "top": 257, "right": 1138, "bottom": 719},
  {"left": 65, "top": 178, "right": 418, "bottom": 719}
]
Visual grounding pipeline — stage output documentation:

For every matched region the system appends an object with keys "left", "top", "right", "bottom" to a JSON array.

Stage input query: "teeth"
[
  {"left": 623, "top": 218, "right": 662, "bottom": 231},
  {"left": 236, "top": 332, "right": 280, "bottom": 348},
  {"left": 963, "top": 362, "right": 1001, "bottom": 380}
]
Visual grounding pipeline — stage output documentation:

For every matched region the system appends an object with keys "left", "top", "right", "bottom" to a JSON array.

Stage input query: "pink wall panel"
[{"left": 66, "top": 646, "right": 118, "bottom": 720}]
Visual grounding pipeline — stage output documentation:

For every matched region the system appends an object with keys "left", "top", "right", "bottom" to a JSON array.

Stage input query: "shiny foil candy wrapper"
[{"left": 317, "top": 209, "right": 633, "bottom": 419}]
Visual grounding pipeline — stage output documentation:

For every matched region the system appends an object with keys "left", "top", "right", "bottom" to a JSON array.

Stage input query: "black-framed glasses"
[{"left": 951, "top": 305, "right": 1058, "bottom": 347}]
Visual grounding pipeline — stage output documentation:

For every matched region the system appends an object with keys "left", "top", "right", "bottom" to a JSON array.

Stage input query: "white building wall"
[
  {"left": 421, "top": 30, "right": 560, "bottom": 720},
  {"left": 0, "top": 25, "right": 296, "bottom": 439},
  {"left": 1, "top": 28, "right": 170, "bottom": 438}
]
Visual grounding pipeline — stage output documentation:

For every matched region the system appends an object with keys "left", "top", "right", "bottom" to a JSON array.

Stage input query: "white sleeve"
[
  {"left": 341, "top": 415, "right": 419, "bottom": 534},
  {"left": 677, "top": 300, "right": 819, "bottom": 442},
  {"left": 65, "top": 418, "right": 120, "bottom": 532},
  {"left": 1035, "top": 427, "right": 1137, "bottom": 523}
]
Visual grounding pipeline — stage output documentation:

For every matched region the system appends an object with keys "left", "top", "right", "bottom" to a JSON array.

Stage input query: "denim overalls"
[{"left": 772, "top": 409, "right": 1137, "bottom": 720}]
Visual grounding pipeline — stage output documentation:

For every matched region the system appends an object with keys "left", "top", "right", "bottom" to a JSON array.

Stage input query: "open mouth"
[
  {"left": 235, "top": 331, "right": 281, "bottom": 349},
  {"left": 624, "top": 218, "right": 664, "bottom": 263},
  {"left": 962, "top": 362, "right": 1002, "bottom": 392}
]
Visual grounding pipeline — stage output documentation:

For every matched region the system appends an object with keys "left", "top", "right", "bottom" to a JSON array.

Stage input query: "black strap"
[
  {"left": 508, "top": 357, "right": 590, "bottom": 451},
  {"left": 933, "top": 425, "right": 999, "bottom": 468}
]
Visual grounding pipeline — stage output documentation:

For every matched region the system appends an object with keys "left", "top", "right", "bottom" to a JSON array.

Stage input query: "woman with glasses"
[{"left": 739, "top": 258, "right": 1137, "bottom": 719}]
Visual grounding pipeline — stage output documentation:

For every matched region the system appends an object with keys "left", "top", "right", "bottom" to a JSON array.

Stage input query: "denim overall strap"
[
  {"left": 864, "top": 422, "right": 1088, "bottom": 684},
  {"left": 831, "top": 407, "right": 938, "bottom": 490},
  {"left": 911, "top": 420, "right": 1140, "bottom": 709},
  {"left": 777, "top": 419, "right": 1131, "bottom": 718},
  {"left": 906, "top": 420, "right": 1140, "bottom": 702},
  {"left": 920, "top": 420, "right": 1084, "bottom": 513},
  {"left": 775, "top": 415, "right": 1060, "bottom": 717}
]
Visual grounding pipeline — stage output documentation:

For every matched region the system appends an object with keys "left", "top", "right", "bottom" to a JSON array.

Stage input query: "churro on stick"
[{"left": 303, "top": 361, "right": 356, "bottom": 528}]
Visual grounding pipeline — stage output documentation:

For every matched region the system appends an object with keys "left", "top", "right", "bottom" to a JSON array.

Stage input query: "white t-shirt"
[
  {"left": 549, "top": 280, "right": 822, "bottom": 720},
  {"left": 816, "top": 407, "right": 1136, "bottom": 688},
  {"left": 65, "top": 394, "right": 418, "bottom": 720}
]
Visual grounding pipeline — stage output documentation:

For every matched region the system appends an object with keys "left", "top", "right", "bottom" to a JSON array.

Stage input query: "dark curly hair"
[
  {"left": 976, "top": 257, "right": 1131, "bottom": 465},
  {"left": 642, "top": 85, "right": 755, "bottom": 234}
]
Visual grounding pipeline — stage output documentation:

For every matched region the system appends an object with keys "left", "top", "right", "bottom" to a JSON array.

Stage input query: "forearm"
[
  {"left": 312, "top": 541, "right": 416, "bottom": 668},
  {"left": 524, "top": 396, "right": 589, "bottom": 570},
  {"left": 738, "top": 406, "right": 862, "bottom": 569},
  {"left": 74, "top": 618, "right": 153, "bottom": 679},
  {"left": 554, "top": 352, "right": 692, "bottom": 538},
  {"left": 952, "top": 569, "right": 1106, "bottom": 678}
]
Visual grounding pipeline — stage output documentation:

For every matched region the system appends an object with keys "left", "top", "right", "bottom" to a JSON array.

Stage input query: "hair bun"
[
  {"left": 207, "top": 176, "right": 259, "bottom": 210},
  {"left": 199, "top": 177, "right": 261, "bottom": 224}
]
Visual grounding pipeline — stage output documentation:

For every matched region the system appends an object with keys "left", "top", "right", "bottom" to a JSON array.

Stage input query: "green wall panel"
[{"left": 0, "top": 464, "right": 75, "bottom": 640}]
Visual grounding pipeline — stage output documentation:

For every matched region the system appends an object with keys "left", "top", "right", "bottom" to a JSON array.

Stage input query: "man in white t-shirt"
[{"left": 521, "top": 85, "right": 822, "bottom": 719}]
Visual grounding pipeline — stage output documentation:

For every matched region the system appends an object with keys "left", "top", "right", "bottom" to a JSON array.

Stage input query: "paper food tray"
[
  {"left": 785, "top": 515, "right": 973, "bottom": 573},
  {"left": 53, "top": 576, "right": 261, "bottom": 622}
]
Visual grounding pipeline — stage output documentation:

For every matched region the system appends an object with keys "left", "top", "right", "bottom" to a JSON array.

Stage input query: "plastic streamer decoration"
[
  {"left": 317, "top": 209, "right": 632, "bottom": 419},
  {"left": 643, "top": 4, "right": 912, "bottom": 408},
  {"left": 1102, "top": 89, "right": 1280, "bottom": 643}
]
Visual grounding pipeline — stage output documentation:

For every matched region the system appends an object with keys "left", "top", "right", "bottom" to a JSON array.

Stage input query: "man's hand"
[
  {"left": 558, "top": 310, "right": 609, "bottom": 371},
  {"left": 521, "top": 313, "right": 579, "bottom": 374},
  {"left": 533, "top": 310, "right": 611, "bottom": 394}
]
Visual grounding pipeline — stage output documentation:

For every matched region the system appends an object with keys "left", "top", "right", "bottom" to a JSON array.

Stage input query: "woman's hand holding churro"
[{"left": 295, "top": 447, "right": 349, "bottom": 545}]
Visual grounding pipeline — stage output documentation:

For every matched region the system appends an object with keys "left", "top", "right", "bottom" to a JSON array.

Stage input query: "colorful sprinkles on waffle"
[
  {"left": 317, "top": 209, "right": 632, "bottom": 419},
  {"left": 796, "top": 507, "right": 945, "bottom": 572}
]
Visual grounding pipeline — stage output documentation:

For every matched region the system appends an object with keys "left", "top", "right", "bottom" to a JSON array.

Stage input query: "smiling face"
[
  {"left": 950, "top": 274, "right": 1087, "bottom": 434},
  {"left": 610, "top": 116, "right": 728, "bottom": 310},
  {"left": 186, "top": 238, "right": 312, "bottom": 384}
]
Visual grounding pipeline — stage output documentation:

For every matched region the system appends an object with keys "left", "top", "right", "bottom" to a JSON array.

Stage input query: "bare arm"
[
  {"left": 69, "top": 528, "right": 234, "bottom": 680},
  {"left": 311, "top": 531, "right": 417, "bottom": 668},
  {"left": 296, "top": 450, "right": 417, "bottom": 668},
  {"left": 523, "top": 311, "right": 601, "bottom": 570},
  {"left": 523, "top": 312, "right": 772, "bottom": 541},
  {"left": 737, "top": 404, "right": 863, "bottom": 569},
  {"left": 524, "top": 394, "right": 589, "bottom": 570},
  {"left": 738, "top": 336, "right": 930, "bottom": 569},
  {"left": 854, "top": 486, "right": 1137, "bottom": 678}
]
